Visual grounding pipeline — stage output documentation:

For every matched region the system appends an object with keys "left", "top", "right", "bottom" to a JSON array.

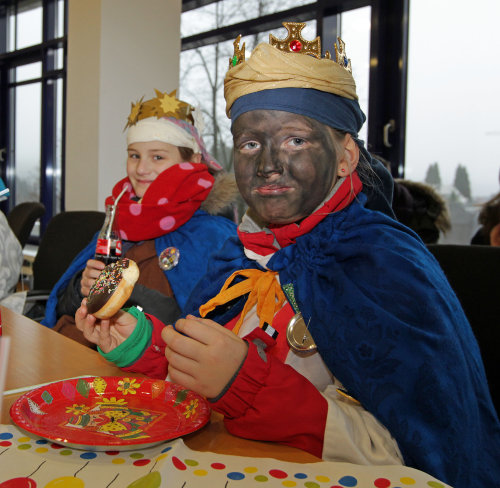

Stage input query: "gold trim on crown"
[
  {"left": 125, "top": 89, "right": 195, "bottom": 129},
  {"left": 269, "top": 22, "right": 321, "bottom": 58},
  {"left": 229, "top": 35, "right": 246, "bottom": 69},
  {"left": 334, "top": 37, "right": 352, "bottom": 73},
  {"left": 228, "top": 22, "right": 353, "bottom": 74}
]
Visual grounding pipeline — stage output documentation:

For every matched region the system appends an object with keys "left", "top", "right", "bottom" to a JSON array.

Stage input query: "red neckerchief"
[
  {"left": 105, "top": 162, "right": 214, "bottom": 241},
  {"left": 238, "top": 171, "right": 363, "bottom": 256}
]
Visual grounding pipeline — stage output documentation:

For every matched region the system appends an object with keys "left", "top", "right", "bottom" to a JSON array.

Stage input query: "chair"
[
  {"left": 7, "top": 201, "right": 46, "bottom": 248},
  {"left": 24, "top": 211, "right": 105, "bottom": 319},
  {"left": 31, "top": 210, "right": 105, "bottom": 290},
  {"left": 427, "top": 244, "right": 500, "bottom": 413}
]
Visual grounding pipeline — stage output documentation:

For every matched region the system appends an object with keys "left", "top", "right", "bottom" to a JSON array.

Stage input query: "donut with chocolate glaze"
[{"left": 86, "top": 258, "right": 139, "bottom": 319}]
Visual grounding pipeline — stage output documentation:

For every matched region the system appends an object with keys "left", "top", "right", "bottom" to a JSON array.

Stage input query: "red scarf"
[
  {"left": 238, "top": 172, "right": 363, "bottom": 256},
  {"left": 105, "top": 162, "right": 214, "bottom": 241}
]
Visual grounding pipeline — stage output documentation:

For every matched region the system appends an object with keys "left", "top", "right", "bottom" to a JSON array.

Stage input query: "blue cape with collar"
[
  {"left": 183, "top": 196, "right": 500, "bottom": 488},
  {"left": 42, "top": 210, "right": 236, "bottom": 327}
]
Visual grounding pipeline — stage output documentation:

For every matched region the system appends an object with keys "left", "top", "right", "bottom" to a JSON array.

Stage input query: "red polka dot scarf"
[{"left": 105, "top": 162, "right": 214, "bottom": 241}]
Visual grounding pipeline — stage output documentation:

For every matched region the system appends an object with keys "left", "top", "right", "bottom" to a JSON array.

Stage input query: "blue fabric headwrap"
[{"left": 230, "top": 87, "right": 366, "bottom": 137}]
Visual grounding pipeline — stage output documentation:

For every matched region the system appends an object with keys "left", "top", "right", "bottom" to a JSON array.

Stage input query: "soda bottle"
[{"left": 94, "top": 203, "right": 122, "bottom": 265}]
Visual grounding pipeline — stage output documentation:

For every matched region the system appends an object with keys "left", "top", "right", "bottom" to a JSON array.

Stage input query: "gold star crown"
[
  {"left": 228, "top": 22, "right": 352, "bottom": 73},
  {"left": 125, "top": 89, "right": 195, "bottom": 130}
]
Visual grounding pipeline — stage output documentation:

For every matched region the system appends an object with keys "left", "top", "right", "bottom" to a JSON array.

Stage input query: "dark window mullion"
[
  {"left": 0, "top": 7, "right": 7, "bottom": 215},
  {"left": 40, "top": 0, "right": 57, "bottom": 228},
  {"left": 43, "top": 0, "right": 56, "bottom": 42},
  {"left": 6, "top": 81, "right": 15, "bottom": 206},
  {"left": 0, "top": 4, "right": 6, "bottom": 54},
  {"left": 40, "top": 75, "right": 54, "bottom": 225},
  {"left": 367, "top": 0, "right": 409, "bottom": 177}
]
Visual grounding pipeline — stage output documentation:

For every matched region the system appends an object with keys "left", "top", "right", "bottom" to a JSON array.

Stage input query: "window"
[
  {"left": 330, "top": 7, "right": 371, "bottom": 144},
  {"left": 8, "top": 0, "right": 42, "bottom": 50},
  {"left": 180, "top": 1, "right": 373, "bottom": 172},
  {"left": 405, "top": 0, "right": 500, "bottom": 244},
  {"left": 182, "top": 0, "right": 315, "bottom": 38},
  {"left": 0, "top": 0, "right": 67, "bottom": 236}
]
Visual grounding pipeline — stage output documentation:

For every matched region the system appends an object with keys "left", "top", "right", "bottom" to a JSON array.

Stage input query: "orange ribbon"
[{"left": 199, "top": 269, "right": 286, "bottom": 335}]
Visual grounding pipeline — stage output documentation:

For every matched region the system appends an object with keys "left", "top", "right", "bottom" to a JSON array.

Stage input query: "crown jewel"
[
  {"left": 228, "top": 22, "right": 353, "bottom": 73},
  {"left": 269, "top": 22, "right": 321, "bottom": 58},
  {"left": 334, "top": 37, "right": 352, "bottom": 73},
  {"left": 125, "top": 89, "right": 195, "bottom": 129},
  {"left": 229, "top": 35, "right": 246, "bottom": 69}
]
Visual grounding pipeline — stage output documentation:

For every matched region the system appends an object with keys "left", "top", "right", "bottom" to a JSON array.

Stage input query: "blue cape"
[
  {"left": 183, "top": 196, "right": 500, "bottom": 488},
  {"left": 42, "top": 210, "right": 236, "bottom": 327}
]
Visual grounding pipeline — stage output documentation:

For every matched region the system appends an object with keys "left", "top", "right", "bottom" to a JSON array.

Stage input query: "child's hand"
[
  {"left": 80, "top": 259, "right": 106, "bottom": 296},
  {"left": 75, "top": 299, "right": 138, "bottom": 353},
  {"left": 162, "top": 315, "right": 248, "bottom": 399}
]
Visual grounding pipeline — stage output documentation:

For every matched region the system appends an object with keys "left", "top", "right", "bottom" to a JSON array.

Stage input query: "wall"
[{"left": 65, "top": 0, "right": 181, "bottom": 210}]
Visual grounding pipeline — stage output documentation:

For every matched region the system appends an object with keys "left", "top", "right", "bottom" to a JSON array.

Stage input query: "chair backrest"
[
  {"left": 7, "top": 201, "right": 46, "bottom": 248},
  {"left": 32, "top": 210, "right": 105, "bottom": 290},
  {"left": 427, "top": 244, "right": 500, "bottom": 413}
]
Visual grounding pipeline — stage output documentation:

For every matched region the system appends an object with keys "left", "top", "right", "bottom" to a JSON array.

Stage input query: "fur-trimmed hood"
[
  {"left": 392, "top": 179, "right": 451, "bottom": 243},
  {"left": 201, "top": 171, "right": 239, "bottom": 217}
]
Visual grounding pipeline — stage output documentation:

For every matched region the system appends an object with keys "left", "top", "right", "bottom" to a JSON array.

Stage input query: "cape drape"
[{"left": 183, "top": 195, "right": 500, "bottom": 488}]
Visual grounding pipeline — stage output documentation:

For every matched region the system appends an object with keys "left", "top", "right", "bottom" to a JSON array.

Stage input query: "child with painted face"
[
  {"left": 76, "top": 25, "right": 499, "bottom": 488},
  {"left": 45, "top": 90, "right": 237, "bottom": 346}
]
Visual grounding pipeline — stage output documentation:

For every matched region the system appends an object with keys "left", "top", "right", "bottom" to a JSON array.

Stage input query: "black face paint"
[{"left": 232, "top": 110, "right": 338, "bottom": 224}]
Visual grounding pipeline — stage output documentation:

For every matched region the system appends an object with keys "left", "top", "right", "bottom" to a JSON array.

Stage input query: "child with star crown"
[{"left": 44, "top": 89, "right": 238, "bottom": 351}]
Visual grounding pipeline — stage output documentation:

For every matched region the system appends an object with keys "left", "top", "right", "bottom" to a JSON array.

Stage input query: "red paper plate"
[{"left": 10, "top": 376, "right": 210, "bottom": 451}]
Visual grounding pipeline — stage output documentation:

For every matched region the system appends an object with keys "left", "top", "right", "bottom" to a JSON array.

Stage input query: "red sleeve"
[
  {"left": 210, "top": 337, "right": 328, "bottom": 458},
  {"left": 122, "top": 313, "right": 169, "bottom": 379}
]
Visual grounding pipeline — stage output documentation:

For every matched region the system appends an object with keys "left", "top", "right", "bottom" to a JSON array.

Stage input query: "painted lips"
[{"left": 254, "top": 184, "right": 292, "bottom": 195}]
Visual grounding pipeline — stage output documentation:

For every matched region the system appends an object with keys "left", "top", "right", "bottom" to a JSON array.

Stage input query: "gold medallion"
[{"left": 286, "top": 313, "right": 317, "bottom": 352}]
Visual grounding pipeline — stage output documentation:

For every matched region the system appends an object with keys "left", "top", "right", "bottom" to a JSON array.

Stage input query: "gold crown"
[
  {"left": 125, "top": 89, "right": 195, "bottom": 129},
  {"left": 228, "top": 22, "right": 352, "bottom": 73}
]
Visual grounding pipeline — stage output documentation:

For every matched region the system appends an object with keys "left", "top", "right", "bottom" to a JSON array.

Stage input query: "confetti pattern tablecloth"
[{"left": 0, "top": 424, "right": 451, "bottom": 488}]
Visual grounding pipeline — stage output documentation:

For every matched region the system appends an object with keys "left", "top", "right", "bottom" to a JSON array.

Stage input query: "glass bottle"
[{"left": 94, "top": 204, "right": 122, "bottom": 265}]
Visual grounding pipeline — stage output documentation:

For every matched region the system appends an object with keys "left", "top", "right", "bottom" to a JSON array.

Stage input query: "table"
[
  {"left": 0, "top": 307, "right": 451, "bottom": 488},
  {"left": 0, "top": 305, "right": 319, "bottom": 463}
]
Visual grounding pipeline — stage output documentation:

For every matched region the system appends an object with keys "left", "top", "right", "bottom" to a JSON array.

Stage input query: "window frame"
[
  {"left": 181, "top": 0, "right": 409, "bottom": 178},
  {"left": 0, "top": 0, "right": 67, "bottom": 234}
]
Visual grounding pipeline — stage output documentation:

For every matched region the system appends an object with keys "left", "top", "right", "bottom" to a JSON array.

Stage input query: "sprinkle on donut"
[{"left": 87, "top": 258, "right": 139, "bottom": 318}]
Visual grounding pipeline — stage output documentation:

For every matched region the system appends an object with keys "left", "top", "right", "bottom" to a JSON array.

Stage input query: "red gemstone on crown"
[{"left": 289, "top": 40, "right": 302, "bottom": 52}]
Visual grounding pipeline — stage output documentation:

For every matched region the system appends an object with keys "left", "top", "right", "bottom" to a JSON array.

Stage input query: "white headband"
[{"left": 126, "top": 117, "right": 201, "bottom": 154}]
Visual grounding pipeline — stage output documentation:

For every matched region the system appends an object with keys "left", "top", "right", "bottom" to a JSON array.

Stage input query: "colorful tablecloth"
[{"left": 0, "top": 424, "right": 451, "bottom": 488}]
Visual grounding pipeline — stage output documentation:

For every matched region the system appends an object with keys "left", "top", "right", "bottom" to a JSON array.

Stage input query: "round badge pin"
[{"left": 159, "top": 246, "right": 180, "bottom": 271}]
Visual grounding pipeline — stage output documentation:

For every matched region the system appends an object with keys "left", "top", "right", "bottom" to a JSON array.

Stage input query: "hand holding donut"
[
  {"left": 86, "top": 258, "right": 139, "bottom": 319},
  {"left": 80, "top": 259, "right": 106, "bottom": 296},
  {"left": 75, "top": 300, "right": 139, "bottom": 353},
  {"left": 76, "top": 258, "right": 140, "bottom": 352}
]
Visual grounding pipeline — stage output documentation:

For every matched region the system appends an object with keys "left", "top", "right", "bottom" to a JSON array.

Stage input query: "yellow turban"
[{"left": 224, "top": 42, "right": 358, "bottom": 118}]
